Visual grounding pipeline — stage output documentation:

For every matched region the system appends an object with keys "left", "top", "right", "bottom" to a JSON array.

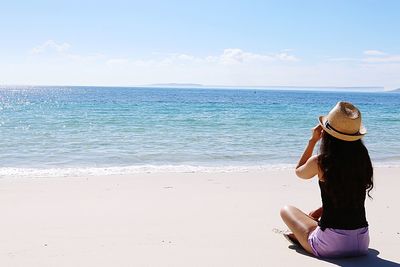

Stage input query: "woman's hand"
[
  {"left": 309, "top": 207, "right": 323, "bottom": 221},
  {"left": 310, "top": 124, "right": 323, "bottom": 143}
]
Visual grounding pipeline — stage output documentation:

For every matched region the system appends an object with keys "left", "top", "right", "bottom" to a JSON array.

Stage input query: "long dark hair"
[{"left": 318, "top": 132, "right": 373, "bottom": 207}]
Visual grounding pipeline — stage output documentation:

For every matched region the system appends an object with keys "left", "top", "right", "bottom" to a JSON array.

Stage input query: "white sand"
[{"left": 0, "top": 167, "right": 399, "bottom": 266}]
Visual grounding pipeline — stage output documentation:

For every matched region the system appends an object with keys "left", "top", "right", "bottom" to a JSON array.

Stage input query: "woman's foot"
[{"left": 283, "top": 232, "right": 301, "bottom": 246}]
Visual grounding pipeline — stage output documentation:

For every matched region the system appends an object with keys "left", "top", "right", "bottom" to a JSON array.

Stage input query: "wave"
[
  {"left": 1, "top": 161, "right": 399, "bottom": 178},
  {"left": 0, "top": 164, "right": 297, "bottom": 178}
]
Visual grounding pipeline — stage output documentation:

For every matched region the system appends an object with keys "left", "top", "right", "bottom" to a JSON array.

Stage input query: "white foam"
[
  {"left": 2, "top": 162, "right": 399, "bottom": 179},
  {"left": 373, "top": 162, "right": 400, "bottom": 168},
  {"left": 0, "top": 164, "right": 295, "bottom": 178}
]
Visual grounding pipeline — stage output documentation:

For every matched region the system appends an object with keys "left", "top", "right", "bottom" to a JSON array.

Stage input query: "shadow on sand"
[{"left": 289, "top": 245, "right": 400, "bottom": 266}]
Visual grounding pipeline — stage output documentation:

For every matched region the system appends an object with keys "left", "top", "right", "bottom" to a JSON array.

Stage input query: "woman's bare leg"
[{"left": 280, "top": 205, "right": 318, "bottom": 254}]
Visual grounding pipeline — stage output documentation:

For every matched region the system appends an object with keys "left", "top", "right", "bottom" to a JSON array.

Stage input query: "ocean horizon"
[{"left": 1, "top": 86, "right": 399, "bottom": 177}]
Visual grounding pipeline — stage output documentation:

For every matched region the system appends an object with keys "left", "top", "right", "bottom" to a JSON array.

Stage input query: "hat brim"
[{"left": 318, "top": 116, "right": 366, "bottom": 142}]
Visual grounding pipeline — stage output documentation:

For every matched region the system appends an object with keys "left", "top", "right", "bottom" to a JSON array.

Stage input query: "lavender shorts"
[{"left": 308, "top": 226, "right": 369, "bottom": 258}]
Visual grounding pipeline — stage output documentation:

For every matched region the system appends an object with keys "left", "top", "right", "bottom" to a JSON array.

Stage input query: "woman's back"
[
  {"left": 318, "top": 180, "right": 368, "bottom": 230},
  {"left": 317, "top": 132, "right": 373, "bottom": 230}
]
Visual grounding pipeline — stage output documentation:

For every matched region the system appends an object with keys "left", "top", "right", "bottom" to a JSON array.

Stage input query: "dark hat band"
[{"left": 325, "top": 121, "right": 361, "bottom": 136}]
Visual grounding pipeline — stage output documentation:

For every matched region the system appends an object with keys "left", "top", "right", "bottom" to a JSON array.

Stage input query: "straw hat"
[{"left": 318, "top": 101, "right": 366, "bottom": 141}]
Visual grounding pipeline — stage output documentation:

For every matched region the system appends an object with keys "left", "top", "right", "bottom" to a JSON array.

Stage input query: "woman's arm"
[{"left": 295, "top": 125, "right": 322, "bottom": 179}]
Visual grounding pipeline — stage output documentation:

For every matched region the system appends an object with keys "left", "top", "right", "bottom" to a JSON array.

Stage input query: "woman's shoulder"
[{"left": 295, "top": 155, "right": 320, "bottom": 179}]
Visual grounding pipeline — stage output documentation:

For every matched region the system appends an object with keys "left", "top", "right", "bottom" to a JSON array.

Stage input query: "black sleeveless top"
[{"left": 318, "top": 180, "right": 368, "bottom": 231}]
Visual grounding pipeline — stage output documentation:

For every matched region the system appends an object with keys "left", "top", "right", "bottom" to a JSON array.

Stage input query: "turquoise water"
[{"left": 0, "top": 86, "right": 399, "bottom": 176}]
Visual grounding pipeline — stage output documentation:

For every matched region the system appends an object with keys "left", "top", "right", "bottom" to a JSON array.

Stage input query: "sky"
[{"left": 1, "top": 0, "right": 399, "bottom": 89}]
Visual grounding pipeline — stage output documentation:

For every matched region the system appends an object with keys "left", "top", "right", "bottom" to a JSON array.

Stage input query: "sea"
[{"left": 0, "top": 86, "right": 399, "bottom": 177}]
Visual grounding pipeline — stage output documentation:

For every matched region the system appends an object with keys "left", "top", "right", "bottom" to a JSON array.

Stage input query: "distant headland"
[
  {"left": 144, "top": 84, "right": 384, "bottom": 92},
  {"left": 147, "top": 83, "right": 204, "bottom": 87},
  {"left": 0, "top": 84, "right": 390, "bottom": 92}
]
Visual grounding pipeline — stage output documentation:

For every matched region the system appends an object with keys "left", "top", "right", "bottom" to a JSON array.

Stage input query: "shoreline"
[
  {"left": 1, "top": 162, "right": 400, "bottom": 179},
  {"left": 0, "top": 167, "right": 399, "bottom": 266}
]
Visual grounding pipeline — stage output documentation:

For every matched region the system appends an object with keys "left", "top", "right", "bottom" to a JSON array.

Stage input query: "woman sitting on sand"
[{"left": 280, "top": 101, "right": 373, "bottom": 258}]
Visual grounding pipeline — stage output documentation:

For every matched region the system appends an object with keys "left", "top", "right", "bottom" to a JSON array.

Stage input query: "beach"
[{"left": 1, "top": 167, "right": 399, "bottom": 266}]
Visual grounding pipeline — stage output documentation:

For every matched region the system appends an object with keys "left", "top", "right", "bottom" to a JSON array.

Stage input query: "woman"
[{"left": 280, "top": 101, "right": 373, "bottom": 258}]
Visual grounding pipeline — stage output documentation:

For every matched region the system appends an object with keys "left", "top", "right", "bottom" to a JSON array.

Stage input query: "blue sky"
[{"left": 1, "top": 0, "right": 400, "bottom": 89}]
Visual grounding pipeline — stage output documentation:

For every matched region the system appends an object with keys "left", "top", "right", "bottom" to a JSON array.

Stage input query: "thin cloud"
[
  {"left": 31, "top": 40, "right": 71, "bottom": 54},
  {"left": 30, "top": 40, "right": 106, "bottom": 64},
  {"left": 106, "top": 58, "right": 129, "bottom": 65},
  {"left": 29, "top": 42, "right": 300, "bottom": 67},
  {"left": 363, "top": 50, "right": 386, "bottom": 56},
  {"left": 126, "top": 49, "right": 300, "bottom": 67},
  {"left": 328, "top": 57, "right": 359, "bottom": 62},
  {"left": 275, "top": 52, "right": 298, "bottom": 62},
  {"left": 329, "top": 50, "right": 400, "bottom": 64},
  {"left": 218, "top": 48, "right": 299, "bottom": 64},
  {"left": 363, "top": 55, "right": 400, "bottom": 63}
]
